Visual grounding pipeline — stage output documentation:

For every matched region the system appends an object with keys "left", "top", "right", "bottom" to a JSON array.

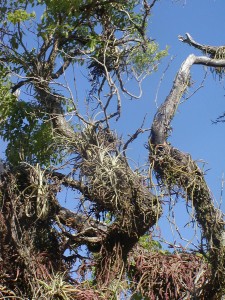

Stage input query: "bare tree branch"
[
  {"left": 178, "top": 33, "right": 224, "bottom": 57},
  {"left": 149, "top": 38, "right": 225, "bottom": 295}
]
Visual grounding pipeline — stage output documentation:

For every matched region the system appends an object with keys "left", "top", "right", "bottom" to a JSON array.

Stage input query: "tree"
[{"left": 0, "top": 0, "right": 224, "bottom": 299}]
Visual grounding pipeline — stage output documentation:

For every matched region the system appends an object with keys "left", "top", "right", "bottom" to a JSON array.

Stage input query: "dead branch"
[
  {"left": 178, "top": 33, "right": 222, "bottom": 56},
  {"left": 149, "top": 36, "right": 225, "bottom": 296}
]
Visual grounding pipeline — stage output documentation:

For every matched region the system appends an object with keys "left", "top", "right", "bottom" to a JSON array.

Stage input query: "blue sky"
[{"left": 1, "top": 0, "right": 225, "bottom": 250}]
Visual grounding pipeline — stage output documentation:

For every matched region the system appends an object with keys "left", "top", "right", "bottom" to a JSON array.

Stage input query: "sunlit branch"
[
  {"left": 116, "top": 70, "right": 143, "bottom": 99},
  {"left": 149, "top": 37, "right": 225, "bottom": 292},
  {"left": 178, "top": 33, "right": 221, "bottom": 56}
]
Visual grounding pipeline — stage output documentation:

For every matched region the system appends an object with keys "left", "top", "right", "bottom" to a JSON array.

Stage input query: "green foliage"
[
  {"left": 0, "top": 83, "right": 61, "bottom": 167},
  {"left": 138, "top": 235, "right": 170, "bottom": 254},
  {"left": 0, "top": 68, "right": 16, "bottom": 119},
  {"left": 1, "top": 0, "right": 167, "bottom": 91},
  {"left": 0, "top": 100, "right": 56, "bottom": 166},
  {"left": 129, "top": 43, "right": 168, "bottom": 75},
  {"left": 0, "top": 0, "right": 167, "bottom": 168},
  {"left": 7, "top": 9, "right": 35, "bottom": 24},
  {"left": 44, "top": 0, "right": 82, "bottom": 14},
  {"left": 139, "top": 235, "right": 161, "bottom": 251},
  {"left": 39, "top": 0, "right": 167, "bottom": 75}
]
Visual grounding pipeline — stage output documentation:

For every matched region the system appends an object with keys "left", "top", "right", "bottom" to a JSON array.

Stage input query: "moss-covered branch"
[{"left": 149, "top": 35, "right": 225, "bottom": 297}]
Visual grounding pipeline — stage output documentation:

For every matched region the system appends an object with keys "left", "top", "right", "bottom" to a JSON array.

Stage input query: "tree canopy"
[{"left": 0, "top": 1, "right": 224, "bottom": 299}]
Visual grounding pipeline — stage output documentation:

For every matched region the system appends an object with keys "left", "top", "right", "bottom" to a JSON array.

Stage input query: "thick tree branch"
[
  {"left": 149, "top": 44, "right": 225, "bottom": 295},
  {"left": 50, "top": 167, "right": 161, "bottom": 235},
  {"left": 178, "top": 33, "right": 222, "bottom": 57},
  {"left": 51, "top": 58, "right": 72, "bottom": 79},
  {"left": 56, "top": 205, "right": 107, "bottom": 251},
  {"left": 150, "top": 53, "right": 225, "bottom": 146},
  {"left": 11, "top": 78, "right": 33, "bottom": 93},
  {"left": 57, "top": 206, "right": 108, "bottom": 233},
  {"left": 150, "top": 54, "right": 196, "bottom": 145},
  {"left": 50, "top": 166, "right": 161, "bottom": 256},
  {"left": 35, "top": 85, "right": 76, "bottom": 139}
]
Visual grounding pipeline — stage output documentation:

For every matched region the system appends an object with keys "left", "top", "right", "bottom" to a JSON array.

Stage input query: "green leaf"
[{"left": 7, "top": 9, "right": 35, "bottom": 24}]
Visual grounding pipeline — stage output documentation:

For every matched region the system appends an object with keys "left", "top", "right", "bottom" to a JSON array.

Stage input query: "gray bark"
[{"left": 150, "top": 35, "right": 225, "bottom": 297}]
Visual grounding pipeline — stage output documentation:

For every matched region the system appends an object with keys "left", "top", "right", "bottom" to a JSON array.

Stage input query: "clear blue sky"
[{"left": 1, "top": 0, "right": 225, "bottom": 250}]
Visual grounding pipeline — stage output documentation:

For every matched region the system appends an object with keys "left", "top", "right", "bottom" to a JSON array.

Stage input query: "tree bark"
[{"left": 150, "top": 38, "right": 225, "bottom": 297}]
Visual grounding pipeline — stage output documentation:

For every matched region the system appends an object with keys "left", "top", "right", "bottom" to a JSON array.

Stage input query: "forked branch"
[
  {"left": 150, "top": 34, "right": 225, "bottom": 297},
  {"left": 178, "top": 33, "right": 221, "bottom": 56}
]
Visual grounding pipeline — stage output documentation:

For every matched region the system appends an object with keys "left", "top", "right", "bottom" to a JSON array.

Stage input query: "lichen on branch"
[{"left": 149, "top": 34, "right": 225, "bottom": 296}]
